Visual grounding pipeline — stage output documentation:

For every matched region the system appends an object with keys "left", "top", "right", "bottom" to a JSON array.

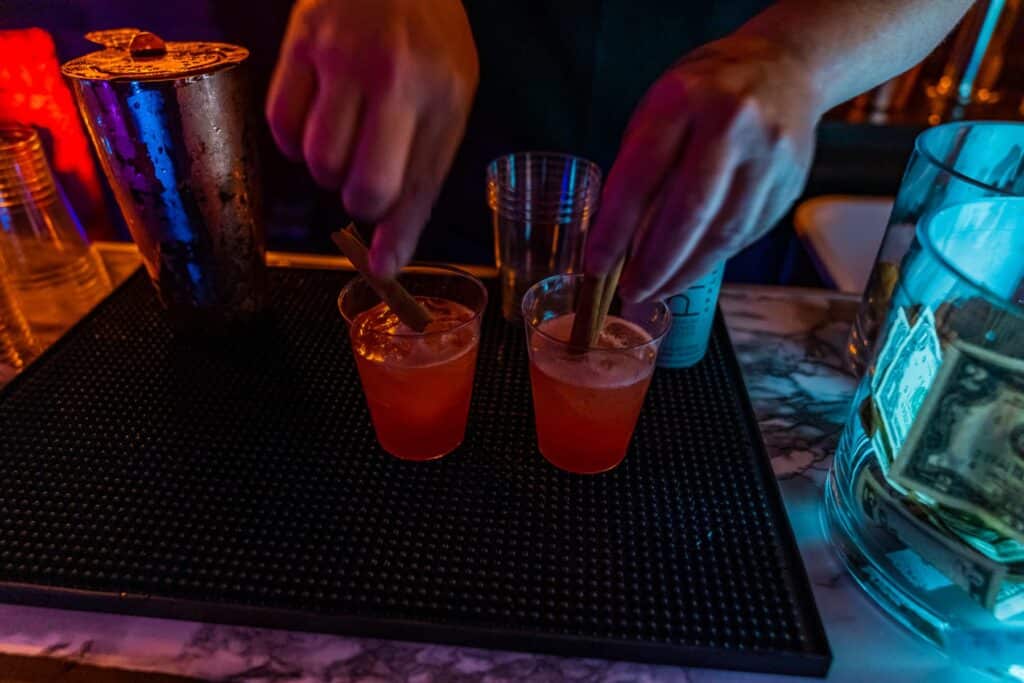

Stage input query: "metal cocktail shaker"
[{"left": 62, "top": 28, "right": 266, "bottom": 332}]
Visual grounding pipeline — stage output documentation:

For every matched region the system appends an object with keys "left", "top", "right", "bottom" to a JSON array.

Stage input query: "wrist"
[{"left": 723, "top": 31, "right": 831, "bottom": 119}]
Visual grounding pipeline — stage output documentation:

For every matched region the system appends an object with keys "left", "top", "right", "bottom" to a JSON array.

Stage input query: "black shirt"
[{"left": 422, "top": 0, "right": 774, "bottom": 263}]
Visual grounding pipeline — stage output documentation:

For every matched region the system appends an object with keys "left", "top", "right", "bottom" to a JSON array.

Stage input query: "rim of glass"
[
  {"left": 486, "top": 150, "right": 602, "bottom": 174},
  {"left": 338, "top": 263, "right": 488, "bottom": 338},
  {"left": 0, "top": 124, "right": 40, "bottom": 157},
  {"left": 522, "top": 273, "right": 671, "bottom": 352},
  {"left": 487, "top": 196, "right": 601, "bottom": 213},
  {"left": 916, "top": 121, "right": 1024, "bottom": 196},
  {"left": 915, "top": 197, "right": 1024, "bottom": 320}
]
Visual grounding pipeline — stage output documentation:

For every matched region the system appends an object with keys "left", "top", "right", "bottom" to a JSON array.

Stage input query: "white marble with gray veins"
[{"left": 0, "top": 285, "right": 988, "bottom": 682}]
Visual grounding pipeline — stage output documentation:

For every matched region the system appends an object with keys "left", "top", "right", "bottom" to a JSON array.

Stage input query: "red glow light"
[{"left": 0, "top": 28, "right": 113, "bottom": 239}]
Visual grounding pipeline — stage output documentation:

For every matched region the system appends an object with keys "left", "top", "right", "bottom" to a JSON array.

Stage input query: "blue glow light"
[
  {"left": 125, "top": 84, "right": 190, "bottom": 243},
  {"left": 561, "top": 158, "right": 578, "bottom": 224},
  {"left": 959, "top": 0, "right": 1005, "bottom": 103}
]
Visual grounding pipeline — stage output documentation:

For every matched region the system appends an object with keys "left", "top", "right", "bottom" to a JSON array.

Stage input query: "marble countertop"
[{"left": 0, "top": 251, "right": 986, "bottom": 682}]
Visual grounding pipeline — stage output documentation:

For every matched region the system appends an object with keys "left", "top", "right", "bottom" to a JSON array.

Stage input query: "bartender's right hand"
[{"left": 266, "top": 0, "right": 479, "bottom": 277}]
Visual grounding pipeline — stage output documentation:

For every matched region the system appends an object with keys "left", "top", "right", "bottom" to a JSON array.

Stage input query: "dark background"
[{"left": 1, "top": 0, "right": 922, "bottom": 287}]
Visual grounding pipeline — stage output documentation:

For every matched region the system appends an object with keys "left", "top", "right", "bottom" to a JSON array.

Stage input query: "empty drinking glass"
[
  {"left": 487, "top": 152, "right": 602, "bottom": 321},
  {"left": 0, "top": 124, "right": 111, "bottom": 347},
  {"left": 0, "top": 263, "right": 37, "bottom": 383}
]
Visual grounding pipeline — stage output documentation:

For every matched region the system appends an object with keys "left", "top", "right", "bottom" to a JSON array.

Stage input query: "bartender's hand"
[
  {"left": 266, "top": 0, "right": 479, "bottom": 277},
  {"left": 585, "top": 36, "right": 821, "bottom": 301}
]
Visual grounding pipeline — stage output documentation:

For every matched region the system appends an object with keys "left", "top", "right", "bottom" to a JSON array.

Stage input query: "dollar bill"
[
  {"left": 866, "top": 307, "right": 916, "bottom": 472},
  {"left": 872, "top": 307, "right": 912, "bottom": 395},
  {"left": 857, "top": 465, "right": 1018, "bottom": 615},
  {"left": 876, "top": 307, "right": 943, "bottom": 461},
  {"left": 936, "top": 297, "right": 1024, "bottom": 357},
  {"left": 871, "top": 399, "right": 899, "bottom": 475},
  {"left": 861, "top": 394, "right": 896, "bottom": 475},
  {"left": 890, "top": 340, "right": 1024, "bottom": 546},
  {"left": 935, "top": 507, "right": 1024, "bottom": 566},
  {"left": 870, "top": 403, "right": 892, "bottom": 473},
  {"left": 864, "top": 307, "right": 913, "bottom": 473}
]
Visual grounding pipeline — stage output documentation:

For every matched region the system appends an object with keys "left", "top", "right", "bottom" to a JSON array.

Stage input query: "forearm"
[{"left": 737, "top": 0, "right": 974, "bottom": 115}]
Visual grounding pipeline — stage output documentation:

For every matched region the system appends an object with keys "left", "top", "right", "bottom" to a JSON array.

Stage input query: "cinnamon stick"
[
  {"left": 597, "top": 255, "right": 626, "bottom": 329},
  {"left": 569, "top": 254, "right": 626, "bottom": 351},
  {"left": 330, "top": 224, "right": 433, "bottom": 332},
  {"left": 568, "top": 273, "right": 606, "bottom": 351}
]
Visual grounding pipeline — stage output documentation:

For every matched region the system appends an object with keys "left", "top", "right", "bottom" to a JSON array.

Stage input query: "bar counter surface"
[{"left": 0, "top": 245, "right": 980, "bottom": 682}]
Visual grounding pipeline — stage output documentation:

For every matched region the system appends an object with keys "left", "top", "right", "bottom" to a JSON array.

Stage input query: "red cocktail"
[
  {"left": 522, "top": 275, "right": 670, "bottom": 474},
  {"left": 340, "top": 266, "right": 487, "bottom": 461}
]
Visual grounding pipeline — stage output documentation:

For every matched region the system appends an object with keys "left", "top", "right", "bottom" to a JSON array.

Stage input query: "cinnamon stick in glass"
[
  {"left": 569, "top": 254, "right": 626, "bottom": 351},
  {"left": 330, "top": 224, "right": 433, "bottom": 332},
  {"left": 597, "top": 256, "right": 626, "bottom": 327}
]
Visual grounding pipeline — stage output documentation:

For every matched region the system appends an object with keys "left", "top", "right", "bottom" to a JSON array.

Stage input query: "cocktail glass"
[
  {"left": 521, "top": 274, "right": 671, "bottom": 474},
  {"left": 339, "top": 265, "right": 487, "bottom": 461}
]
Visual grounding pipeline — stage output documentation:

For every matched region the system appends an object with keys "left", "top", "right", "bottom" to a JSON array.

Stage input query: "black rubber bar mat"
[{"left": 0, "top": 267, "right": 830, "bottom": 677}]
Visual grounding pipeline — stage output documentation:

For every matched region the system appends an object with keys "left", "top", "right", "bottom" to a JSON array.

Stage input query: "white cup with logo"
[{"left": 656, "top": 263, "right": 725, "bottom": 368}]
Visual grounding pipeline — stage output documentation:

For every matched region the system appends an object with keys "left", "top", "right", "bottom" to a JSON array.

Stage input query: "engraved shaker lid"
[{"left": 61, "top": 28, "right": 248, "bottom": 82}]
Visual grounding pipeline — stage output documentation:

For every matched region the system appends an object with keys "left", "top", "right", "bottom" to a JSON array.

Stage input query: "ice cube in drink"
[
  {"left": 528, "top": 313, "right": 657, "bottom": 474},
  {"left": 350, "top": 296, "right": 480, "bottom": 460}
]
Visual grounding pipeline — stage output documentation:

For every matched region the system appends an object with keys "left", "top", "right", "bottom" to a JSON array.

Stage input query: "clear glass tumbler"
[
  {"left": 0, "top": 263, "right": 37, "bottom": 383},
  {"left": 827, "top": 197, "right": 1024, "bottom": 681},
  {"left": 848, "top": 121, "right": 1024, "bottom": 377},
  {"left": 487, "top": 152, "right": 602, "bottom": 321},
  {"left": 339, "top": 265, "right": 487, "bottom": 461},
  {"left": 522, "top": 274, "right": 671, "bottom": 474},
  {"left": 0, "top": 124, "right": 111, "bottom": 347}
]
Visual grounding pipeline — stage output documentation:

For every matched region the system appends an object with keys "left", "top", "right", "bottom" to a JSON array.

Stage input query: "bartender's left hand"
[{"left": 585, "top": 35, "right": 821, "bottom": 301}]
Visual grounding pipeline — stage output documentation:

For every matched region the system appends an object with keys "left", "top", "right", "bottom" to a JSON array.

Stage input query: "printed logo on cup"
[{"left": 657, "top": 263, "right": 725, "bottom": 368}]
